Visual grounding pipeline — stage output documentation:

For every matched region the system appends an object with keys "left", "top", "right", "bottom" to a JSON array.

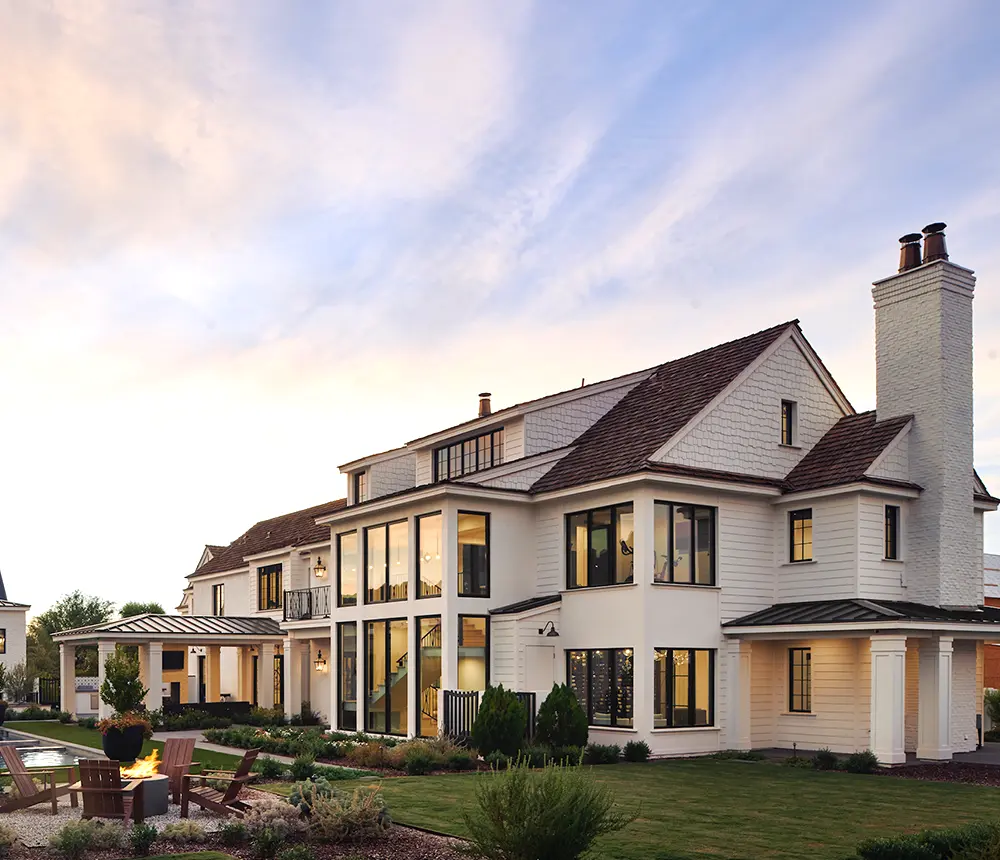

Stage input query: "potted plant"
[{"left": 98, "top": 650, "right": 150, "bottom": 762}]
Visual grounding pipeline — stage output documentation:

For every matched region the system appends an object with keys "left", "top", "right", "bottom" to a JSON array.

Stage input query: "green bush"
[
  {"left": 404, "top": 745, "right": 438, "bottom": 775},
  {"left": 472, "top": 684, "right": 527, "bottom": 757},
  {"left": 277, "top": 845, "right": 317, "bottom": 860},
  {"left": 813, "top": 748, "right": 839, "bottom": 771},
  {"left": 521, "top": 745, "right": 552, "bottom": 768},
  {"left": 782, "top": 755, "right": 813, "bottom": 768},
  {"left": 126, "top": 821, "right": 158, "bottom": 857},
  {"left": 290, "top": 754, "right": 316, "bottom": 781},
  {"left": 845, "top": 750, "right": 880, "bottom": 774},
  {"left": 447, "top": 750, "right": 476, "bottom": 771},
  {"left": 623, "top": 740, "right": 650, "bottom": 762},
  {"left": 549, "top": 745, "right": 584, "bottom": 764},
  {"left": 254, "top": 755, "right": 286, "bottom": 779},
  {"left": 985, "top": 729, "right": 1000, "bottom": 743},
  {"left": 220, "top": 820, "right": 250, "bottom": 847},
  {"left": 347, "top": 741, "right": 390, "bottom": 769},
  {"left": 463, "top": 757, "right": 635, "bottom": 860},
  {"left": 50, "top": 821, "right": 94, "bottom": 860},
  {"left": 5, "top": 705, "right": 70, "bottom": 721},
  {"left": 307, "top": 785, "right": 390, "bottom": 843},
  {"left": 536, "top": 684, "right": 589, "bottom": 749},
  {"left": 100, "top": 649, "right": 148, "bottom": 715},
  {"left": 88, "top": 822, "right": 124, "bottom": 850},
  {"left": 584, "top": 743, "right": 621, "bottom": 765},
  {"left": 485, "top": 750, "right": 511, "bottom": 769},
  {"left": 77, "top": 716, "right": 98, "bottom": 729},
  {"left": 313, "top": 763, "right": 374, "bottom": 780},
  {"left": 0, "top": 823, "right": 15, "bottom": 858},
  {"left": 245, "top": 794, "right": 308, "bottom": 838},
  {"left": 160, "top": 820, "right": 207, "bottom": 844},
  {"left": 243, "top": 706, "right": 288, "bottom": 727},
  {"left": 289, "top": 778, "right": 337, "bottom": 816},
  {"left": 251, "top": 825, "right": 285, "bottom": 860},
  {"left": 984, "top": 690, "right": 1000, "bottom": 727},
  {"left": 856, "top": 822, "right": 1000, "bottom": 860},
  {"left": 710, "top": 749, "right": 765, "bottom": 761}
]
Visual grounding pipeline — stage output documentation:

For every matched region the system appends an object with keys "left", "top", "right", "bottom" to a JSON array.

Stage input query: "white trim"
[
  {"left": 777, "top": 481, "right": 921, "bottom": 505},
  {"left": 489, "top": 602, "right": 561, "bottom": 622},
  {"left": 533, "top": 471, "right": 782, "bottom": 503},
  {"left": 338, "top": 446, "right": 410, "bottom": 473},
  {"left": 723, "top": 620, "right": 1000, "bottom": 638},
  {"left": 186, "top": 565, "right": 250, "bottom": 581},
  {"left": 243, "top": 546, "right": 294, "bottom": 562},
  {"left": 315, "top": 484, "right": 531, "bottom": 526}
]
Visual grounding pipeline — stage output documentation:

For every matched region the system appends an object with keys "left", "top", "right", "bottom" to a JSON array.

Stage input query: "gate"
[
  {"left": 515, "top": 692, "right": 537, "bottom": 740},
  {"left": 442, "top": 690, "right": 480, "bottom": 740}
]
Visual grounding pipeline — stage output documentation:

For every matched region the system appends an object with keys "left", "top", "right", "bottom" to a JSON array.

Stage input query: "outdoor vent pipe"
[
  {"left": 479, "top": 392, "right": 492, "bottom": 418},
  {"left": 922, "top": 222, "right": 948, "bottom": 263},
  {"left": 898, "top": 233, "right": 922, "bottom": 272}
]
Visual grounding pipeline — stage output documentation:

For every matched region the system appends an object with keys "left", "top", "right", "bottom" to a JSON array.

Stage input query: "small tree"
[
  {"left": 100, "top": 650, "right": 147, "bottom": 714},
  {"left": 471, "top": 685, "right": 527, "bottom": 757},
  {"left": 0, "top": 662, "right": 8, "bottom": 701},
  {"left": 536, "top": 684, "right": 589, "bottom": 749},
  {"left": 985, "top": 689, "right": 1000, "bottom": 727},
  {"left": 119, "top": 602, "right": 165, "bottom": 618},
  {"left": 5, "top": 662, "right": 34, "bottom": 703}
]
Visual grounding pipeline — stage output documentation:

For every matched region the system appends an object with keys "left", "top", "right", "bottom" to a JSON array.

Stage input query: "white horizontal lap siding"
[
  {"left": 536, "top": 507, "right": 562, "bottom": 596},
  {"left": 416, "top": 451, "right": 432, "bottom": 486},
  {"left": 523, "top": 385, "right": 637, "bottom": 457},
  {"left": 718, "top": 497, "right": 777, "bottom": 623},
  {"left": 369, "top": 453, "right": 417, "bottom": 499},
  {"left": 504, "top": 418, "right": 525, "bottom": 461},
  {"left": 858, "top": 495, "right": 906, "bottom": 600},
  {"left": 952, "top": 641, "right": 978, "bottom": 753},
  {"left": 491, "top": 619, "right": 517, "bottom": 688},
  {"left": 0, "top": 611, "right": 26, "bottom": 670},
  {"left": 777, "top": 498, "right": 857, "bottom": 602},
  {"left": 750, "top": 642, "right": 775, "bottom": 747},
  {"left": 656, "top": 337, "right": 845, "bottom": 479}
]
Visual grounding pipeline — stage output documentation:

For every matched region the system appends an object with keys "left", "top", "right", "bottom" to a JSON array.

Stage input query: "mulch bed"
[{"left": 880, "top": 762, "right": 1000, "bottom": 787}]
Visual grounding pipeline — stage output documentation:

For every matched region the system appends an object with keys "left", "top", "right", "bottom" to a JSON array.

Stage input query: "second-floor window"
[
  {"left": 338, "top": 531, "right": 359, "bottom": 607},
  {"left": 257, "top": 564, "right": 282, "bottom": 610},
  {"left": 885, "top": 505, "right": 900, "bottom": 560},
  {"left": 353, "top": 471, "right": 368, "bottom": 504},
  {"left": 365, "top": 521, "right": 408, "bottom": 603},
  {"left": 212, "top": 584, "right": 225, "bottom": 616},
  {"left": 458, "top": 512, "right": 490, "bottom": 597},
  {"left": 417, "top": 512, "right": 443, "bottom": 598},
  {"left": 781, "top": 400, "right": 796, "bottom": 445},
  {"left": 789, "top": 509, "right": 813, "bottom": 563},
  {"left": 653, "top": 502, "right": 715, "bottom": 585},
  {"left": 566, "top": 504, "right": 634, "bottom": 589},
  {"left": 434, "top": 428, "right": 504, "bottom": 481}
]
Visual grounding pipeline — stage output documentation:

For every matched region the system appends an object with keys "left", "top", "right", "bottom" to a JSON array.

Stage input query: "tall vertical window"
[
  {"left": 458, "top": 512, "right": 490, "bottom": 597},
  {"left": 458, "top": 616, "right": 489, "bottom": 690},
  {"left": 884, "top": 505, "right": 900, "bottom": 560},
  {"left": 653, "top": 502, "right": 716, "bottom": 585},
  {"left": 273, "top": 654, "right": 284, "bottom": 707},
  {"left": 788, "top": 647, "right": 812, "bottom": 713},
  {"left": 566, "top": 648, "right": 633, "bottom": 728},
  {"left": 337, "top": 622, "right": 357, "bottom": 731},
  {"left": 566, "top": 504, "right": 635, "bottom": 589},
  {"left": 211, "top": 584, "right": 225, "bottom": 616},
  {"left": 353, "top": 471, "right": 368, "bottom": 504},
  {"left": 781, "top": 400, "right": 796, "bottom": 445},
  {"left": 365, "top": 619, "right": 408, "bottom": 735},
  {"left": 416, "top": 616, "right": 442, "bottom": 736},
  {"left": 417, "top": 513, "right": 443, "bottom": 598},
  {"left": 434, "top": 428, "right": 505, "bottom": 481},
  {"left": 365, "top": 521, "right": 408, "bottom": 603},
  {"left": 337, "top": 531, "right": 359, "bottom": 607},
  {"left": 0, "top": 629, "right": 6, "bottom": 654},
  {"left": 653, "top": 649, "right": 714, "bottom": 728},
  {"left": 257, "top": 564, "right": 282, "bottom": 610},
  {"left": 789, "top": 509, "right": 813, "bottom": 563}
]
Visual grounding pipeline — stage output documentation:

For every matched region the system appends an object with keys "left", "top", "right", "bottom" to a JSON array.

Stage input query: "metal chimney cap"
[
  {"left": 478, "top": 391, "right": 491, "bottom": 398},
  {"left": 922, "top": 222, "right": 947, "bottom": 235},
  {"left": 899, "top": 233, "right": 922, "bottom": 244}
]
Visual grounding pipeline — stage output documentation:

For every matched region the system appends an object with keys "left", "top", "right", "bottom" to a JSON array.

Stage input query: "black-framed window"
[
  {"left": 654, "top": 648, "right": 714, "bottom": 728},
  {"left": 337, "top": 622, "right": 357, "bottom": 731},
  {"left": 274, "top": 654, "right": 284, "bottom": 707},
  {"left": 162, "top": 650, "right": 184, "bottom": 671},
  {"left": 257, "top": 564, "right": 282, "bottom": 610},
  {"left": 417, "top": 512, "right": 443, "bottom": 598},
  {"left": 781, "top": 400, "right": 796, "bottom": 445},
  {"left": 458, "top": 615, "right": 489, "bottom": 690},
  {"left": 458, "top": 511, "right": 490, "bottom": 597},
  {"left": 885, "top": 505, "right": 900, "bottom": 560},
  {"left": 338, "top": 531, "right": 359, "bottom": 607},
  {"left": 788, "top": 647, "right": 812, "bottom": 713},
  {"left": 566, "top": 648, "right": 633, "bottom": 728},
  {"left": 434, "top": 428, "right": 505, "bottom": 481},
  {"left": 353, "top": 471, "right": 368, "bottom": 504},
  {"left": 0, "top": 629, "right": 6, "bottom": 654},
  {"left": 566, "top": 504, "right": 634, "bottom": 589},
  {"left": 365, "top": 618, "right": 408, "bottom": 735},
  {"left": 364, "top": 520, "right": 408, "bottom": 603},
  {"left": 789, "top": 509, "right": 813, "bottom": 563},
  {"left": 416, "top": 615, "right": 442, "bottom": 736},
  {"left": 653, "top": 502, "right": 716, "bottom": 585},
  {"left": 212, "top": 584, "right": 225, "bottom": 616}
]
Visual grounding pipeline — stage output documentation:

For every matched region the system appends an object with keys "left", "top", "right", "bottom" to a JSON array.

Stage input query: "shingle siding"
[
  {"left": 368, "top": 453, "right": 417, "bottom": 499},
  {"left": 867, "top": 431, "right": 910, "bottom": 483},
  {"left": 523, "top": 386, "right": 637, "bottom": 457}
]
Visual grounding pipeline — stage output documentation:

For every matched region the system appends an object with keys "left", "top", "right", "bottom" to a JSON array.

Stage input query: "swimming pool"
[{"left": 2, "top": 747, "right": 79, "bottom": 769}]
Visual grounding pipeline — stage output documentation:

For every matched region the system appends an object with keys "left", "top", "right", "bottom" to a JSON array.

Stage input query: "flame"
[{"left": 120, "top": 749, "right": 160, "bottom": 779}]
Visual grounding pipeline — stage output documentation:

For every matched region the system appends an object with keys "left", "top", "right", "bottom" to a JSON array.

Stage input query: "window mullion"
[
  {"left": 668, "top": 505, "right": 675, "bottom": 583},
  {"left": 688, "top": 649, "right": 696, "bottom": 727}
]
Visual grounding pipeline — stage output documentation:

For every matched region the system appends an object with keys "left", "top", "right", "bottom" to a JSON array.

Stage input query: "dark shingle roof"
[
  {"left": 489, "top": 595, "right": 562, "bottom": 616},
  {"left": 725, "top": 599, "right": 1000, "bottom": 628},
  {"left": 531, "top": 322, "right": 798, "bottom": 494},
  {"left": 190, "top": 499, "right": 347, "bottom": 577},
  {"left": 783, "top": 411, "right": 913, "bottom": 494},
  {"left": 53, "top": 613, "right": 284, "bottom": 639}
]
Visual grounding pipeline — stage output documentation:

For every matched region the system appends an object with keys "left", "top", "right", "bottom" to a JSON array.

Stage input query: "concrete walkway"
[{"left": 151, "top": 729, "right": 298, "bottom": 764}]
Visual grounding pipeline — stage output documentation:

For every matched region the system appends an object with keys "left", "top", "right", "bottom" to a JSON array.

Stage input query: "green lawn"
[
  {"left": 264, "top": 761, "right": 1000, "bottom": 860},
  {"left": 11, "top": 721, "right": 244, "bottom": 771}
]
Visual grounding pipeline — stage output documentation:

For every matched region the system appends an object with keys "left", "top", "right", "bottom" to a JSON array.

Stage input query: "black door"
[
  {"left": 198, "top": 655, "right": 206, "bottom": 703},
  {"left": 169, "top": 681, "right": 181, "bottom": 705}
]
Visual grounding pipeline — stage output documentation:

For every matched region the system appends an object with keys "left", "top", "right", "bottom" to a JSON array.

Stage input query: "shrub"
[
  {"left": 485, "top": 750, "right": 511, "bottom": 769},
  {"left": 521, "top": 745, "right": 552, "bottom": 768},
  {"left": 100, "top": 649, "right": 148, "bottom": 714},
  {"left": 245, "top": 794, "right": 308, "bottom": 838},
  {"left": 463, "top": 757, "right": 635, "bottom": 860},
  {"left": 845, "top": 750, "right": 881, "bottom": 774},
  {"left": 0, "top": 823, "right": 15, "bottom": 858},
  {"left": 160, "top": 820, "right": 207, "bottom": 844},
  {"left": 308, "top": 785, "right": 390, "bottom": 843},
  {"left": 88, "top": 822, "right": 124, "bottom": 850},
  {"left": 984, "top": 689, "right": 1000, "bottom": 727},
  {"left": 277, "top": 846, "right": 316, "bottom": 860},
  {"left": 50, "top": 821, "right": 94, "bottom": 860},
  {"left": 4, "top": 662, "right": 33, "bottom": 703},
  {"left": 289, "top": 778, "right": 337, "bottom": 816},
  {"left": 254, "top": 755, "right": 286, "bottom": 779},
  {"left": 404, "top": 745, "right": 439, "bottom": 775},
  {"left": 472, "top": 684, "right": 527, "bottom": 757},
  {"left": 251, "top": 825, "right": 285, "bottom": 860},
  {"left": 292, "top": 701, "right": 322, "bottom": 727},
  {"left": 710, "top": 749, "right": 765, "bottom": 761},
  {"left": 782, "top": 755, "right": 813, "bottom": 768},
  {"left": 126, "top": 821, "right": 158, "bottom": 857},
  {"left": 313, "top": 763, "right": 374, "bottom": 780},
  {"left": 856, "top": 823, "right": 1000, "bottom": 860},
  {"left": 290, "top": 754, "right": 317, "bottom": 781},
  {"left": 584, "top": 743, "right": 621, "bottom": 765},
  {"left": 536, "top": 683, "right": 589, "bottom": 749},
  {"left": 447, "top": 750, "right": 476, "bottom": 771},
  {"left": 243, "top": 706, "right": 288, "bottom": 727},
  {"left": 985, "top": 729, "right": 1000, "bottom": 743},
  {"left": 97, "top": 711, "right": 154, "bottom": 739},
  {"left": 220, "top": 820, "right": 250, "bottom": 847},
  {"left": 623, "top": 740, "right": 651, "bottom": 762},
  {"left": 549, "top": 745, "right": 584, "bottom": 765},
  {"left": 5, "top": 705, "right": 69, "bottom": 721},
  {"left": 78, "top": 716, "right": 98, "bottom": 729},
  {"left": 813, "top": 747, "right": 839, "bottom": 771},
  {"left": 347, "top": 741, "right": 390, "bottom": 769}
]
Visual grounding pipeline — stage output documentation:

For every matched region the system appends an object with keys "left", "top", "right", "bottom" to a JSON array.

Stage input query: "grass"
[
  {"left": 12, "top": 721, "right": 245, "bottom": 771},
  {"left": 266, "top": 760, "right": 1000, "bottom": 860}
]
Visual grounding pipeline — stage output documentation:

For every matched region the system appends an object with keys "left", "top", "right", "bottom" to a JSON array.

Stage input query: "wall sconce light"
[
  {"left": 314, "top": 649, "right": 329, "bottom": 672},
  {"left": 314, "top": 555, "right": 327, "bottom": 578},
  {"left": 537, "top": 621, "right": 559, "bottom": 638},
  {"left": 190, "top": 647, "right": 198, "bottom": 655}
]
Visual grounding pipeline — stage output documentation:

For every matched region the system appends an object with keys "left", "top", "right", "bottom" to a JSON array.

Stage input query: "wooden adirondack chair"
[
  {"left": 180, "top": 748, "right": 258, "bottom": 819},
  {"left": 72, "top": 759, "right": 144, "bottom": 823},
  {"left": 0, "top": 744, "right": 76, "bottom": 814},
  {"left": 160, "top": 736, "right": 200, "bottom": 804}
]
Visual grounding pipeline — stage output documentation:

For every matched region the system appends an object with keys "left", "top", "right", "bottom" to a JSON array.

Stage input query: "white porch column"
[
  {"left": 97, "top": 640, "right": 115, "bottom": 719},
  {"left": 917, "top": 635, "right": 954, "bottom": 760},
  {"left": 284, "top": 638, "right": 302, "bottom": 720},
  {"left": 727, "top": 639, "right": 753, "bottom": 750},
  {"left": 205, "top": 645, "right": 221, "bottom": 702},
  {"left": 144, "top": 642, "right": 163, "bottom": 712},
  {"left": 258, "top": 643, "right": 275, "bottom": 709},
  {"left": 59, "top": 644, "right": 76, "bottom": 717},
  {"left": 870, "top": 635, "right": 907, "bottom": 765}
]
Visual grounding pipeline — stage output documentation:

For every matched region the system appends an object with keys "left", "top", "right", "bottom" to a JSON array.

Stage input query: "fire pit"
[{"left": 120, "top": 751, "right": 169, "bottom": 817}]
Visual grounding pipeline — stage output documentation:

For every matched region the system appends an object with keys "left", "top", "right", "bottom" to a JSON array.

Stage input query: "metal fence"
[
  {"left": 283, "top": 586, "right": 332, "bottom": 622},
  {"left": 28, "top": 677, "right": 60, "bottom": 707},
  {"left": 515, "top": 691, "right": 537, "bottom": 740},
  {"left": 442, "top": 690, "right": 480, "bottom": 740}
]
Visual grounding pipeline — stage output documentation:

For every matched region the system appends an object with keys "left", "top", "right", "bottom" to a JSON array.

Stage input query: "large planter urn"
[{"left": 101, "top": 724, "right": 144, "bottom": 763}]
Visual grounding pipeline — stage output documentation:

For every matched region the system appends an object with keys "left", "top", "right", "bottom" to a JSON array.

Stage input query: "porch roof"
[
  {"left": 489, "top": 595, "right": 561, "bottom": 616},
  {"left": 52, "top": 613, "right": 285, "bottom": 645}
]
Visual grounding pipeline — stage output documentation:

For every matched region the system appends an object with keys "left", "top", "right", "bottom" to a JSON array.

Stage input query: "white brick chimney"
[{"left": 872, "top": 225, "right": 979, "bottom": 608}]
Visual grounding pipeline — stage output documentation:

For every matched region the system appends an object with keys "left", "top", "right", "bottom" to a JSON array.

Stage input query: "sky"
[{"left": 2, "top": 0, "right": 1000, "bottom": 619}]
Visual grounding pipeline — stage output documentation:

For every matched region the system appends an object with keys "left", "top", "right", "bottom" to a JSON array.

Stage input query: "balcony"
[{"left": 283, "top": 586, "right": 331, "bottom": 622}]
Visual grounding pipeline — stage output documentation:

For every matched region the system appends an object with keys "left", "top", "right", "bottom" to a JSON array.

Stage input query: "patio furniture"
[
  {"left": 180, "top": 748, "right": 259, "bottom": 819},
  {"left": 160, "top": 736, "right": 200, "bottom": 804},
  {"left": 70, "top": 759, "right": 144, "bottom": 823},
  {"left": 0, "top": 744, "right": 77, "bottom": 815}
]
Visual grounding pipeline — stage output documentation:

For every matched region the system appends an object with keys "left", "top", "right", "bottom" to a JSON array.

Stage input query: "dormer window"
[
  {"left": 434, "top": 428, "right": 504, "bottom": 481},
  {"left": 781, "top": 400, "right": 796, "bottom": 446},
  {"left": 353, "top": 471, "right": 368, "bottom": 504}
]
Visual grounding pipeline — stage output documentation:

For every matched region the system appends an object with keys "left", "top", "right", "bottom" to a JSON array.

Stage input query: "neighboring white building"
[{"left": 0, "top": 570, "right": 29, "bottom": 676}]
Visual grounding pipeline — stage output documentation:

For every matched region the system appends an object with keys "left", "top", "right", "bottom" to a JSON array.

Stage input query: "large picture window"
[
  {"left": 416, "top": 616, "right": 442, "bottom": 736},
  {"left": 458, "top": 616, "right": 489, "bottom": 690},
  {"left": 653, "top": 502, "right": 715, "bottom": 585},
  {"left": 653, "top": 648, "right": 714, "bottom": 728},
  {"left": 417, "top": 513, "right": 443, "bottom": 598},
  {"left": 338, "top": 531, "right": 359, "bottom": 607},
  {"left": 365, "top": 521, "right": 408, "bottom": 603},
  {"left": 458, "top": 512, "right": 490, "bottom": 597},
  {"left": 338, "top": 622, "right": 357, "bottom": 731},
  {"left": 788, "top": 647, "right": 812, "bottom": 713},
  {"left": 257, "top": 564, "right": 282, "bottom": 611},
  {"left": 566, "top": 504, "right": 634, "bottom": 589},
  {"left": 789, "top": 509, "right": 813, "bottom": 563},
  {"left": 365, "top": 619, "right": 408, "bottom": 735},
  {"left": 434, "top": 428, "right": 504, "bottom": 481},
  {"left": 566, "top": 648, "right": 633, "bottom": 728}
]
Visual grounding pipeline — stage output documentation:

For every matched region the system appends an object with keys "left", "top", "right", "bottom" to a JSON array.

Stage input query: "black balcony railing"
[{"left": 283, "top": 586, "right": 332, "bottom": 622}]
